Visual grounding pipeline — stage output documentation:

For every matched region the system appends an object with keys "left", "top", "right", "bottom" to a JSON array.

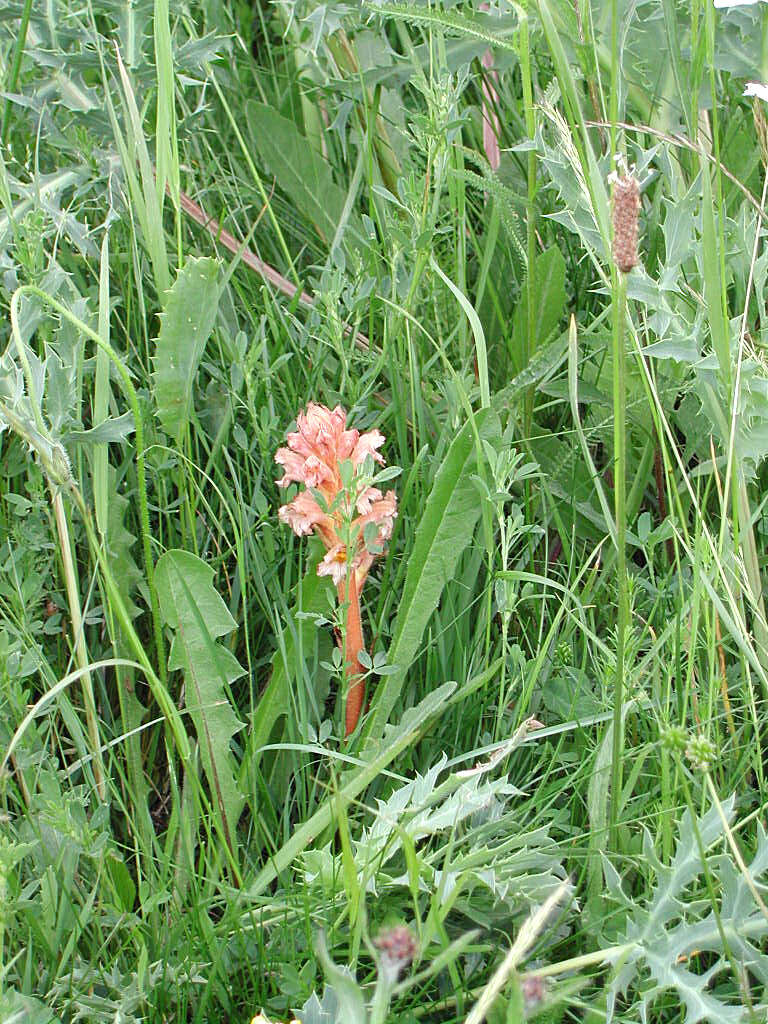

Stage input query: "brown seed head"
[{"left": 611, "top": 171, "right": 640, "bottom": 274}]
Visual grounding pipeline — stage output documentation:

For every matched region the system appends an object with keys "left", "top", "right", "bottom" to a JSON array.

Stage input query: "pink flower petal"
[
  {"left": 337, "top": 428, "right": 360, "bottom": 460},
  {"left": 353, "top": 550, "right": 375, "bottom": 590},
  {"left": 352, "top": 429, "right": 386, "bottom": 466},
  {"left": 301, "top": 403, "right": 347, "bottom": 451},
  {"left": 275, "top": 447, "right": 308, "bottom": 488},
  {"left": 356, "top": 486, "right": 383, "bottom": 514},
  {"left": 276, "top": 404, "right": 395, "bottom": 574},
  {"left": 356, "top": 490, "right": 398, "bottom": 545},
  {"left": 303, "top": 454, "right": 334, "bottom": 488},
  {"left": 284, "top": 429, "right": 315, "bottom": 460},
  {"left": 278, "top": 492, "right": 325, "bottom": 536},
  {"left": 318, "top": 544, "right": 348, "bottom": 584}
]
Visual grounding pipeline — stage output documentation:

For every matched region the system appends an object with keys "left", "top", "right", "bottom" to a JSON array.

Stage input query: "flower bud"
[
  {"left": 685, "top": 733, "right": 716, "bottom": 774},
  {"left": 521, "top": 974, "right": 546, "bottom": 1013},
  {"left": 375, "top": 924, "right": 418, "bottom": 983},
  {"left": 46, "top": 441, "right": 73, "bottom": 489},
  {"left": 661, "top": 724, "right": 688, "bottom": 756}
]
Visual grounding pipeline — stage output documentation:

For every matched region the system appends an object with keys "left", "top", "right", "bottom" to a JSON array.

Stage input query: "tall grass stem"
[
  {"left": 1, "top": 0, "right": 33, "bottom": 144},
  {"left": 52, "top": 490, "right": 106, "bottom": 800},
  {"left": 10, "top": 285, "right": 168, "bottom": 684}
]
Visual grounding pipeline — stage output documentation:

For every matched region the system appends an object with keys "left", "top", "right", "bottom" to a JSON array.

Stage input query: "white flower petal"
[
  {"left": 745, "top": 82, "right": 768, "bottom": 102},
  {"left": 714, "top": 0, "right": 766, "bottom": 7}
]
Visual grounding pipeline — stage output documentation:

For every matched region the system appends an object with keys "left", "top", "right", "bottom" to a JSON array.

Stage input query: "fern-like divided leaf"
[
  {"left": 606, "top": 795, "right": 768, "bottom": 1022},
  {"left": 152, "top": 256, "right": 219, "bottom": 444},
  {"left": 155, "top": 550, "right": 245, "bottom": 852}
]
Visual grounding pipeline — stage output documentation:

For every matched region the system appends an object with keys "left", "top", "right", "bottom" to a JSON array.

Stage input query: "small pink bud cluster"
[
  {"left": 521, "top": 975, "right": 546, "bottom": 1012},
  {"left": 275, "top": 403, "right": 397, "bottom": 588},
  {"left": 375, "top": 924, "right": 418, "bottom": 983}
]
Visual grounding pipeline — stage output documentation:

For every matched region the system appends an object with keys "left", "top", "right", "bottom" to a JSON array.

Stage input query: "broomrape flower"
[{"left": 276, "top": 403, "right": 398, "bottom": 735}]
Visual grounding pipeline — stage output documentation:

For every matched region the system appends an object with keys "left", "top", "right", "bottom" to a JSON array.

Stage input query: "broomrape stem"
[
  {"left": 341, "top": 575, "right": 366, "bottom": 737},
  {"left": 607, "top": 0, "right": 640, "bottom": 837}
]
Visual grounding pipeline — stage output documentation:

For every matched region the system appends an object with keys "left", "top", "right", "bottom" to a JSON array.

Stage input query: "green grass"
[{"left": 1, "top": 0, "right": 768, "bottom": 1021}]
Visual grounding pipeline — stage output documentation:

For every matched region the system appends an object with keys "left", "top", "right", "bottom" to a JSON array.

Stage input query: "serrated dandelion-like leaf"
[
  {"left": 152, "top": 256, "right": 219, "bottom": 444},
  {"left": 155, "top": 550, "right": 245, "bottom": 851}
]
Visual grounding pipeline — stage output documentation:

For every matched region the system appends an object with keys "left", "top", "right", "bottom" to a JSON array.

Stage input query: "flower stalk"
[{"left": 608, "top": 167, "right": 639, "bottom": 846}]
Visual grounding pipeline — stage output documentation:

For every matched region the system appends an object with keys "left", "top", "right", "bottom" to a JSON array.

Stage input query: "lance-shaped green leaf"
[
  {"left": 248, "top": 555, "right": 331, "bottom": 770},
  {"left": 246, "top": 101, "right": 366, "bottom": 254},
  {"left": 152, "top": 257, "right": 219, "bottom": 444},
  {"left": 156, "top": 550, "right": 245, "bottom": 851},
  {"left": 510, "top": 245, "right": 566, "bottom": 372},
  {"left": 363, "top": 408, "right": 501, "bottom": 743}
]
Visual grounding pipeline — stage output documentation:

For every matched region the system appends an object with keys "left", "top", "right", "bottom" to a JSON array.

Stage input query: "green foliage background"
[{"left": 0, "top": 0, "right": 767, "bottom": 1021}]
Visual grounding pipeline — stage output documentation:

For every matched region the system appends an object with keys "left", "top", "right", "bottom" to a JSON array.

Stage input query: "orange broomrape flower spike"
[{"left": 276, "top": 403, "right": 398, "bottom": 736}]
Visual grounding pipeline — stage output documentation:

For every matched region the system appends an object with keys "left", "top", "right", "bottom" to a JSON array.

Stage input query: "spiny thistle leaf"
[
  {"left": 302, "top": 744, "right": 564, "bottom": 924},
  {"left": 606, "top": 795, "right": 768, "bottom": 1022}
]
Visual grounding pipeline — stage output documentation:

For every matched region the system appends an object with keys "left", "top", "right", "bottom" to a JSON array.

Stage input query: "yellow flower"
[{"left": 250, "top": 1016, "right": 301, "bottom": 1024}]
